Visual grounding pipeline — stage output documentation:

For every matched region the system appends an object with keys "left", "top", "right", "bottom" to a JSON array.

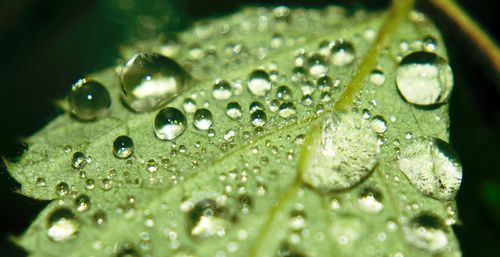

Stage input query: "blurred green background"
[{"left": 0, "top": 0, "right": 498, "bottom": 256}]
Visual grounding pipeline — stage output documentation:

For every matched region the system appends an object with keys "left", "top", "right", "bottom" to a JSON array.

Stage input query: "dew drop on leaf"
[
  {"left": 403, "top": 213, "right": 448, "bottom": 253},
  {"left": 330, "top": 40, "right": 355, "bottom": 66},
  {"left": 68, "top": 79, "right": 111, "bottom": 121},
  {"left": 55, "top": 182, "right": 70, "bottom": 197},
  {"left": 398, "top": 136, "right": 462, "bottom": 200},
  {"left": 120, "top": 52, "right": 189, "bottom": 112},
  {"left": 188, "top": 199, "right": 229, "bottom": 239},
  {"left": 369, "top": 69, "right": 386, "bottom": 86},
  {"left": 317, "top": 75, "right": 333, "bottom": 92},
  {"left": 212, "top": 80, "right": 232, "bottom": 100},
  {"left": 113, "top": 135, "right": 134, "bottom": 159},
  {"left": 307, "top": 53, "right": 328, "bottom": 78},
  {"left": 71, "top": 151, "right": 88, "bottom": 169},
  {"left": 225, "top": 102, "right": 242, "bottom": 119},
  {"left": 47, "top": 208, "right": 80, "bottom": 242},
  {"left": 300, "top": 112, "right": 379, "bottom": 191},
  {"left": 357, "top": 187, "right": 384, "bottom": 214},
  {"left": 276, "top": 85, "right": 292, "bottom": 100},
  {"left": 193, "top": 108, "right": 214, "bottom": 131},
  {"left": 396, "top": 51, "right": 453, "bottom": 105},
  {"left": 74, "top": 194, "right": 91, "bottom": 212},
  {"left": 371, "top": 115, "right": 387, "bottom": 134},
  {"left": 278, "top": 102, "right": 297, "bottom": 118},
  {"left": 247, "top": 69, "right": 272, "bottom": 96},
  {"left": 182, "top": 97, "right": 197, "bottom": 113},
  {"left": 250, "top": 110, "right": 267, "bottom": 127},
  {"left": 154, "top": 107, "right": 187, "bottom": 140}
]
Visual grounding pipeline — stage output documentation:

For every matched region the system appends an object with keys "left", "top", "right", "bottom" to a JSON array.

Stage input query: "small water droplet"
[
  {"left": 93, "top": 210, "right": 107, "bottom": 225},
  {"left": 301, "top": 112, "right": 379, "bottom": 191},
  {"left": 74, "top": 194, "right": 91, "bottom": 212},
  {"left": 396, "top": 51, "right": 453, "bottom": 105},
  {"left": 307, "top": 53, "right": 328, "bottom": 77},
  {"left": 331, "top": 40, "right": 355, "bottom": 66},
  {"left": 249, "top": 101, "right": 265, "bottom": 112},
  {"left": 278, "top": 102, "right": 297, "bottom": 118},
  {"left": 250, "top": 110, "right": 267, "bottom": 127},
  {"left": 113, "top": 135, "right": 134, "bottom": 159},
  {"left": 317, "top": 75, "right": 333, "bottom": 92},
  {"left": 154, "top": 107, "right": 187, "bottom": 140},
  {"left": 68, "top": 79, "right": 111, "bottom": 121},
  {"left": 71, "top": 151, "right": 88, "bottom": 169},
  {"left": 182, "top": 98, "right": 197, "bottom": 113},
  {"left": 193, "top": 108, "right": 213, "bottom": 131},
  {"left": 247, "top": 69, "right": 271, "bottom": 96},
  {"left": 188, "top": 199, "right": 229, "bottom": 239},
  {"left": 358, "top": 188, "right": 384, "bottom": 214},
  {"left": 55, "top": 182, "right": 70, "bottom": 197},
  {"left": 301, "top": 95, "right": 313, "bottom": 106},
  {"left": 404, "top": 213, "right": 448, "bottom": 253},
  {"left": 371, "top": 115, "right": 387, "bottom": 134},
  {"left": 36, "top": 177, "right": 46, "bottom": 187},
  {"left": 213, "top": 80, "right": 232, "bottom": 100},
  {"left": 120, "top": 52, "right": 189, "bottom": 112},
  {"left": 47, "top": 208, "right": 80, "bottom": 242},
  {"left": 276, "top": 85, "right": 292, "bottom": 100},
  {"left": 423, "top": 36, "right": 437, "bottom": 51},
  {"left": 398, "top": 137, "right": 462, "bottom": 200},
  {"left": 369, "top": 70, "right": 385, "bottom": 86},
  {"left": 225, "top": 102, "right": 242, "bottom": 119}
]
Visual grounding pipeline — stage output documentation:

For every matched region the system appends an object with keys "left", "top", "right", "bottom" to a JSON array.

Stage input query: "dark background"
[{"left": 0, "top": 0, "right": 498, "bottom": 256}]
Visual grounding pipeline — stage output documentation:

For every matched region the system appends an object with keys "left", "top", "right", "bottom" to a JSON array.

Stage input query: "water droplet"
[
  {"left": 358, "top": 188, "right": 383, "bottom": 214},
  {"left": 300, "top": 80, "right": 315, "bottom": 95},
  {"left": 93, "top": 210, "right": 107, "bottom": 225},
  {"left": 36, "top": 177, "right": 46, "bottom": 187},
  {"left": 213, "top": 80, "right": 232, "bottom": 100},
  {"left": 154, "top": 107, "right": 187, "bottom": 140},
  {"left": 225, "top": 102, "right": 242, "bottom": 119},
  {"left": 423, "top": 36, "right": 437, "bottom": 51},
  {"left": 404, "top": 213, "right": 448, "bottom": 253},
  {"left": 371, "top": 115, "right": 387, "bottom": 134},
  {"left": 249, "top": 101, "right": 265, "bottom": 112},
  {"left": 247, "top": 69, "right": 271, "bottom": 96},
  {"left": 71, "top": 151, "right": 88, "bottom": 169},
  {"left": 278, "top": 102, "right": 297, "bottom": 118},
  {"left": 307, "top": 53, "right": 328, "bottom": 77},
  {"left": 317, "top": 75, "right": 333, "bottom": 92},
  {"left": 300, "top": 112, "right": 380, "bottom": 191},
  {"left": 189, "top": 199, "right": 229, "bottom": 239},
  {"left": 74, "top": 194, "right": 90, "bottom": 212},
  {"left": 120, "top": 52, "right": 189, "bottom": 112},
  {"left": 47, "top": 208, "right": 80, "bottom": 242},
  {"left": 398, "top": 137, "right": 462, "bottom": 200},
  {"left": 113, "top": 135, "right": 134, "bottom": 159},
  {"left": 369, "top": 70, "right": 385, "bottom": 86},
  {"left": 68, "top": 79, "right": 111, "bottom": 121},
  {"left": 396, "top": 51, "right": 453, "bottom": 105},
  {"left": 331, "top": 40, "right": 355, "bottom": 66},
  {"left": 182, "top": 98, "right": 197, "bottom": 113},
  {"left": 55, "top": 182, "right": 70, "bottom": 197},
  {"left": 115, "top": 245, "right": 140, "bottom": 257},
  {"left": 250, "top": 110, "right": 267, "bottom": 127},
  {"left": 301, "top": 95, "right": 313, "bottom": 106},
  {"left": 193, "top": 109, "right": 213, "bottom": 130},
  {"left": 276, "top": 85, "right": 292, "bottom": 100}
]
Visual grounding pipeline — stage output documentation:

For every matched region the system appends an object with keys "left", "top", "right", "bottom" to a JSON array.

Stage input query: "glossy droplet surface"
[
  {"left": 193, "top": 108, "right": 213, "bottom": 130},
  {"left": 188, "top": 199, "right": 229, "bottom": 239},
  {"left": 331, "top": 40, "right": 355, "bottom": 66},
  {"left": 278, "top": 102, "right": 297, "bottom": 118},
  {"left": 403, "top": 214, "right": 448, "bottom": 253},
  {"left": 396, "top": 51, "right": 453, "bottom": 105},
  {"left": 247, "top": 69, "right": 271, "bottom": 96},
  {"left": 358, "top": 188, "right": 383, "bottom": 214},
  {"left": 250, "top": 110, "right": 267, "bottom": 127},
  {"left": 212, "top": 80, "right": 232, "bottom": 100},
  {"left": 74, "top": 194, "right": 90, "bottom": 212},
  {"left": 398, "top": 137, "right": 462, "bottom": 200},
  {"left": 225, "top": 102, "right": 242, "bottom": 119},
  {"left": 47, "top": 208, "right": 80, "bottom": 242},
  {"left": 154, "top": 107, "right": 187, "bottom": 140},
  {"left": 369, "top": 69, "right": 385, "bottom": 86},
  {"left": 121, "top": 52, "right": 189, "bottom": 112},
  {"left": 371, "top": 115, "right": 387, "bottom": 134},
  {"left": 300, "top": 112, "right": 379, "bottom": 191},
  {"left": 307, "top": 53, "right": 328, "bottom": 77},
  {"left": 68, "top": 79, "right": 111, "bottom": 121},
  {"left": 113, "top": 135, "right": 134, "bottom": 159}
]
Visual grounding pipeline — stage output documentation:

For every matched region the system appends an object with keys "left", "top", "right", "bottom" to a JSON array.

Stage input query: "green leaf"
[{"left": 6, "top": 2, "right": 463, "bottom": 257}]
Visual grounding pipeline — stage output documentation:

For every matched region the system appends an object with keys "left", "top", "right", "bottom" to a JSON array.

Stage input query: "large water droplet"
[
  {"left": 396, "top": 51, "right": 453, "bottom": 106},
  {"left": 398, "top": 137, "right": 462, "bottom": 200},
  {"left": 68, "top": 79, "right": 111, "bottom": 121},
  {"left": 154, "top": 107, "right": 187, "bottom": 140},
  {"left": 247, "top": 69, "right": 271, "bottom": 96},
  {"left": 193, "top": 108, "right": 213, "bottom": 130},
  {"left": 300, "top": 112, "right": 379, "bottom": 191},
  {"left": 403, "top": 213, "right": 448, "bottom": 253},
  {"left": 113, "top": 135, "right": 134, "bottom": 159},
  {"left": 120, "top": 52, "right": 189, "bottom": 112},
  {"left": 47, "top": 208, "right": 80, "bottom": 242},
  {"left": 330, "top": 40, "right": 355, "bottom": 66}
]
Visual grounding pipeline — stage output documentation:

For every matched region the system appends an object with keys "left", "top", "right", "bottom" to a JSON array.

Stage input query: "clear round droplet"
[
  {"left": 212, "top": 80, "right": 232, "bottom": 100},
  {"left": 71, "top": 151, "right": 88, "bottom": 169},
  {"left": 301, "top": 112, "right": 380, "bottom": 191},
  {"left": 120, "top": 52, "right": 189, "bottom": 112},
  {"left": 47, "top": 208, "right": 80, "bottom": 242},
  {"left": 276, "top": 85, "right": 292, "bottom": 100},
  {"left": 369, "top": 70, "right": 386, "bottom": 86},
  {"left": 188, "top": 199, "right": 229, "bottom": 239},
  {"left": 247, "top": 69, "right": 271, "bottom": 96},
  {"left": 74, "top": 194, "right": 91, "bottom": 212},
  {"left": 182, "top": 97, "right": 197, "bottom": 113},
  {"left": 398, "top": 136, "right": 462, "bottom": 200},
  {"left": 249, "top": 101, "right": 265, "bottom": 112},
  {"left": 278, "top": 102, "right": 297, "bottom": 118},
  {"left": 225, "top": 102, "right": 242, "bottom": 119},
  {"left": 113, "top": 135, "right": 134, "bottom": 159},
  {"left": 154, "top": 107, "right": 187, "bottom": 140},
  {"left": 193, "top": 108, "right": 213, "bottom": 131},
  {"left": 55, "top": 182, "right": 70, "bottom": 197},
  {"left": 403, "top": 213, "right": 449, "bottom": 253},
  {"left": 68, "top": 79, "right": 111, "bottom": 121},
  {"left": 371, "top": 115, "right": 387, "bottom": 134},
  {"left": 307, "top": 53, "right": 328, "bottom": 78},
  {"left": 250, "top": 110, "right": 267, "bottom": 127},
  {"left": 358, "top": 188, "right": 383, "bottom": 214},
  {"left": 331, "top": 40, "right": 355, "bottom": 66},
  {"left": 396, "top": 51, "right": 453, "bottom": 106},
  {"left": 317, "top": 75, "right": 333, "bottom": 92}
]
